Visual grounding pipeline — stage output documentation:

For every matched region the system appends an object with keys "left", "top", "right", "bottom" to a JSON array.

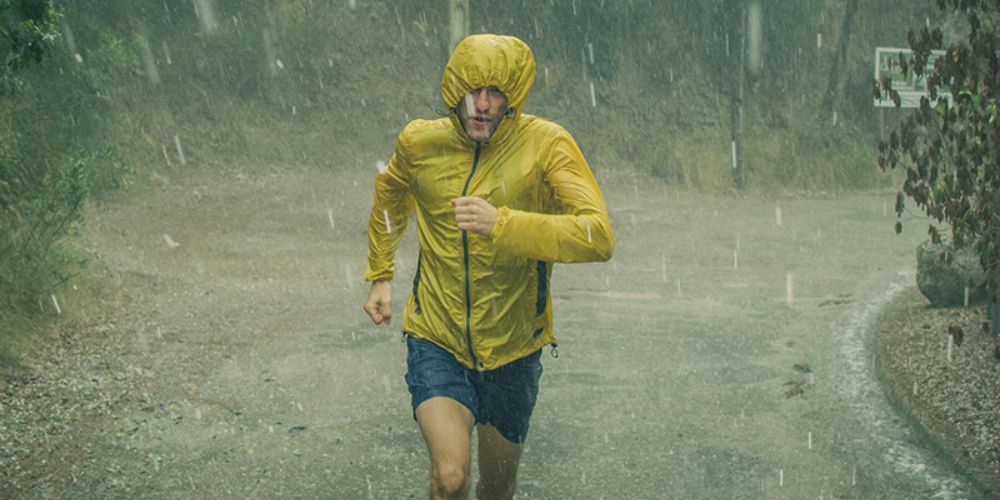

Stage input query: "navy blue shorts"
[{"left": 404, "top": 334, "right": 543, "bottom": 444}]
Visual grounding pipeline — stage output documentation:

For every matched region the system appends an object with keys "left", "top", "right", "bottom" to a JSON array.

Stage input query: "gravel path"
[{"left": 0, "top": 165, "right": 993, "bottom": 498}]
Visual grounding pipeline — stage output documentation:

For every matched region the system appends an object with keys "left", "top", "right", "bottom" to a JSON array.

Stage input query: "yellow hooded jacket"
[{"left": 365, "top": 34, "right": 614, "bottom": 371}]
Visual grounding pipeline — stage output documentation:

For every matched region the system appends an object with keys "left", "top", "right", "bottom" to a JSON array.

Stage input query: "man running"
[{"left": 363, "top": 34, "right": 614, "bottom": 500}]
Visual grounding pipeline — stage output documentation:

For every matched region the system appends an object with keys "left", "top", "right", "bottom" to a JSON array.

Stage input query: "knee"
[{"left": 431, "top": 462, "right": 471, "bottom": 498}]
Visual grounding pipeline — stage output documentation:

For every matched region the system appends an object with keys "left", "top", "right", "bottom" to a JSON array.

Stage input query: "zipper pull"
[{"left": 550, "top": 344, "right": 559, "bottom": 359}]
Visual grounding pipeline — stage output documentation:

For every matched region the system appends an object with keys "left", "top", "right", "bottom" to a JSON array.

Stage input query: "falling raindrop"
[
  {"left": 544, "top": 66, "right": 549, "bottom": 88},
  {"left": 774, "top": 206, "right": 783, "bottom": 226},
  {"left": 263, "top": 29, "right": 277, "bottom": 75},
  {"left": 162, "top": 41, "right": 172, "bottom": 65},
  {"left": 733, "top": 250, "right": 739, "bottom": 270},
  {"left": 193, "top": 0, "right": 218, "bottom": 33},
  {"left": 786, "top": 273, "right": 794, "bottom": 305},
  {"left": 162, "top": 145, "right": 172, "bottom": 166},
  {"left": 586, "top": 223, "right": 592, "bottom": 243},
  {"left": 808, "top": 432, "right": 813, "bottom": 449},
  {"left": 747, "top": 0, "right": 762, "bottom": 75},
  {"left": 174, "top": 135, "right": 186, "bottom": 165},
  {"left": 779, "top": 469, "right": 784, "bottom": 487},
  {"left": 964, "top": 286, "right": 969, "bottom": 307},
  {"left": 817, "top": 33, "right": 822, "bottom": 48},
  {"left": 328, "top": 208, "right": 336, "bottom": 230},
  {"left": 350, "top": 0, "right": 356, "bottom": 9},
  {"left": 195, "top": 408, "right": 202, "bottom": 420},
  {"left": 276, "top": 59, "right": 285, "bottom": 70},
  {"left": 164, "top": 234, "right": 181, "bottom": 248},
  {"left": 587, "top": 42, "right": 594, "bottom": 65},
  {"left": 138, "top": 35, "right": 160, "bottom": 85},
  {"left": 51, "top": 294, "right": 62, "bottom": 315},
  {"left": 461, "top": 93, "right": 475, "bottom": 118},
  {"left": 383, "top": 209, "right": 392, "bottom": 233},
  {"left": 590, "top": 82, "right": 596, "bottom": 107},
  {"left": 947, "top": 333, "right": 953, "bottom": 362},
  {"left": 832, "top": 111, "right": 838, "bottom": 126},
  {"left": 731, "top": 141, "right": 738, "bottom": 169},
  {"left": 74, "top": 53, "right": 83, "bottom": 63},
  {"left": 62, "top": 22, "right": 79, "bottom": 58}
]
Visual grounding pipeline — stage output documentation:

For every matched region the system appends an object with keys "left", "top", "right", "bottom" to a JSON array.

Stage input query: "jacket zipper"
[
  {"left": 411, "top": 251, "right": 422, "bottom": 314},
  {"left": 461, "top": 143, "right": 482, "bottom": 369}
]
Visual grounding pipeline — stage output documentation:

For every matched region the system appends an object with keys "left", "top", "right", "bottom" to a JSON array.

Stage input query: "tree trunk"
[
  {"left": 822, "top": 0, "right": 859, "bottom": 115},
  {"left": 730, "top": 1, "right": 747, "bottom": 190}
]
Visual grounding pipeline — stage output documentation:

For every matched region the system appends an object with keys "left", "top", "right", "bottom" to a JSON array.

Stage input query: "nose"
[{"left": 473, "top": 88, "right": 490, "bottom": 112}]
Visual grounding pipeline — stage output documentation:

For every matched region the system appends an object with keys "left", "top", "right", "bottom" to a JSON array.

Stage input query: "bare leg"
[
  {"left": 475, "top": 424, "right": 524, "bottom": 500},
  {"left": 415, "top": 396, "right": 476, "bottom": 500}
]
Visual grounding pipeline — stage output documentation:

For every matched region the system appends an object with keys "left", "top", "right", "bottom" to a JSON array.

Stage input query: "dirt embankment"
[{"left": 875, "top": 287, "right": 1000, "bottom": 496}]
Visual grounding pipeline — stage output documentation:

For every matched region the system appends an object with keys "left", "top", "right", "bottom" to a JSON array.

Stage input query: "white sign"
[{"left": 874, "top": 47, "right": 948, "bottom": 108}]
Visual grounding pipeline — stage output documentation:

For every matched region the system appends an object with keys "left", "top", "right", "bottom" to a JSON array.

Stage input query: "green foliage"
[
  {"left": 878, "top": 0, "right": 1000, "bottom": 333},
  {"left": 0, "top": 0, "right": 59, "bottom": 94},
  {"left": 79, "top": 33, "right": 139, "bottom": 91},
  {"left": 0, "top": 146, "right": 130, "bottom": 312}
]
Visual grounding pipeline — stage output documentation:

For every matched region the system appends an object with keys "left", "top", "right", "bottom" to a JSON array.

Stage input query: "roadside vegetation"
[{"left": 878, "top": 0, "right": 1000, "bottom": 337}]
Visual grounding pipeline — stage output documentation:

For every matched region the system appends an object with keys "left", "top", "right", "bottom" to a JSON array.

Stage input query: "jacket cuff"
[{"left": 364, "top": 267, "right": 393, "bottom": 282}]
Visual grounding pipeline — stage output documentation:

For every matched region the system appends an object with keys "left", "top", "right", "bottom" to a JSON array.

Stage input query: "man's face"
[{"left": 458, "top": 86, "right": 508, "bottom": 142}]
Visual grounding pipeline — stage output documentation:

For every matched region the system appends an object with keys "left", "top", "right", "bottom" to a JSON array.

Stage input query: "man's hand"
[
  {"left": 363, "top": 280, "right": 392, "bottom": 325},
  {"left": 452, "top": 196, "right": 497, "bottom": 237}
]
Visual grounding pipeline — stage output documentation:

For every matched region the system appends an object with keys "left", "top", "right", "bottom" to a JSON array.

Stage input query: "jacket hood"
[{"left": 441, "top": 34, "right": 536, "bottom": 142}]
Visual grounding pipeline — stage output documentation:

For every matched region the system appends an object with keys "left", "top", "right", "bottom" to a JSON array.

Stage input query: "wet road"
[{"left": 57, "top": 167, "right": 985, "bottom": 498}]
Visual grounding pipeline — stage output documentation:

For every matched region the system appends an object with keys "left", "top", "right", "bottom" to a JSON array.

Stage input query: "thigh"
[
  {"left": 404, "top": 335, "right": 480, "bottom": 422},
  {"left": 476, "top": 423, "right": 524, "bottom": 485},
  {"left": 476, "top": 349, "right": 544, "bottom": 444},
  {"left": 415, "top": 396, "right": 476, "bottom": 470}
]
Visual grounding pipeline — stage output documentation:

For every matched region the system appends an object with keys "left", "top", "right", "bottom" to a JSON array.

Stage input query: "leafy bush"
[
  {"left": 0, "top": 146, "right": 130, "bottom": 313},
  {"left": 878, "top": 0, "right": 1000, "bottom": 334},
  {"left": 0, "top": 0, "right": 60, "bottom": 95}
]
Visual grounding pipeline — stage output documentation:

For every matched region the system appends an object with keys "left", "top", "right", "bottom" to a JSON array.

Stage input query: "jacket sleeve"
[
  {"left": 490, "top": 127, "right": 615, "bottom": 263},
  {"left": 364, "top": 129, "right": 416, "bottom": 282}
]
